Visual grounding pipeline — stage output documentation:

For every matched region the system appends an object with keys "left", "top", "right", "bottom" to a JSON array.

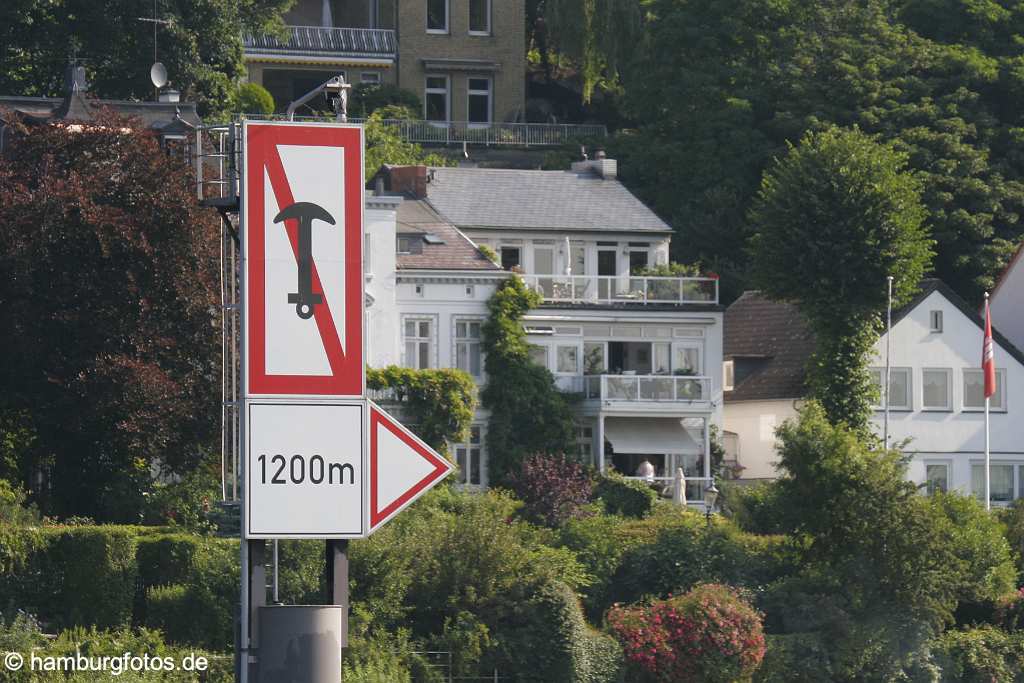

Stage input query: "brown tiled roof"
[
  {"left": 724, "top": 291, "right": 815, "bottom": 402},
  {"left": 395, "top": 198, "right": 503, "bottom": 272},
  {"left": 724, "top": 281, "right": 1024, "bottom": 403}
]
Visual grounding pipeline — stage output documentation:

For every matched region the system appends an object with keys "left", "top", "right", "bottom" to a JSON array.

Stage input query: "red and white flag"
[{"left": 983, "top": 298, "right": 996, "bottom": 399}]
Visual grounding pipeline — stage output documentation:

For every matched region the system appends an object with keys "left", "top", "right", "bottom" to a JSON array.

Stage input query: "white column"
[
  {"left": 703, "top": 417, "right": 711, "bottom": 482},
  {"left": 321, "top": 0, "right": 333, "bottom": 27},
  {"left": 597, "top": 414, "right": 605, "bottom": 473}
]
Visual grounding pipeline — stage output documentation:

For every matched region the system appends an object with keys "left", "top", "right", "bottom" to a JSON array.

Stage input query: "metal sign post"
[{"left": 237, "top": 121, "right": 452, "bottom": 683}]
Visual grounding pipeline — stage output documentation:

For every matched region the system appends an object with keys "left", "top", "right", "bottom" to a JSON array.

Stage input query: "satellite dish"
[{"left": 150, "top": 62, "right": 168, "bottom": 89}]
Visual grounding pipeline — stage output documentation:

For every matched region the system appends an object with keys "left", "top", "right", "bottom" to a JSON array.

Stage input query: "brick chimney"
[{"left": 387, "top": 165, "right": 428, "bottom": 199}]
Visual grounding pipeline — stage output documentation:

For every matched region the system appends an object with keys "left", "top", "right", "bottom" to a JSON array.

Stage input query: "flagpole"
[
  {"left": 884, "top": 276, "right": 893, "bottom": 448},
  {"left": 985, "top": 291, "right": 991, "bottom": 511}
]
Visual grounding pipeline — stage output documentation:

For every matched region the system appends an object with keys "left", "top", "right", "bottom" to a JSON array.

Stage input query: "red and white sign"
[
  {"left": 242, "top": 121, "right": 364, "bottom": 397},
  {"left": 368, "top": 400, "right": 454, "bottom": 533}
]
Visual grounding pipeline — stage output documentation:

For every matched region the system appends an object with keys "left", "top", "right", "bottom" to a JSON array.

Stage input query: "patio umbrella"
[{"left": 673, "top": 467, "right": 687, "bottom": 505}]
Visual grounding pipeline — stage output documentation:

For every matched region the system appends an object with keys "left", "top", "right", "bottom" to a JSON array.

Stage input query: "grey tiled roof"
[
  {"left": 0, "top": 94, "right": 200, "bottom": 130},
  {"left": 396, "top": 198, "right": 504, "bottom": 272},
  {"left": 425, "top": 167, "right": 672, "bottom": 233}
]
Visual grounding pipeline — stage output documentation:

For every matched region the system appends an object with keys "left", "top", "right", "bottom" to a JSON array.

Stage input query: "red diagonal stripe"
[{"left": 262, "top": 145, "right": 345, "bottom": 375}]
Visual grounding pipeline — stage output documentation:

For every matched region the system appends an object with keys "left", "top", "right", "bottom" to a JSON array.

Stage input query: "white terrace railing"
[
  {"left": 559, "top": 374, "right": 712, "bottom": 403},
  {"left": 347, "top": 118, "right": 608, "bottom": 147},
  {"left": 521, "top": 274, "right": 719, "bottom": 305}
]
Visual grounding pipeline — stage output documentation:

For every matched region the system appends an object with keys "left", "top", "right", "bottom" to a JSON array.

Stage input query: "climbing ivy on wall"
[
  {"left": 481, "top": 277, "right": 576, "bottom": 485},
  {"left": 366, "top": 366, "right": 476, "bottom": 454}
]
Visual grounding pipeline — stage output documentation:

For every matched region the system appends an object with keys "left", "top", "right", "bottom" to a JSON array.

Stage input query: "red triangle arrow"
[{"left": 368, "top": 400, "right": 453, "bottom": 533}]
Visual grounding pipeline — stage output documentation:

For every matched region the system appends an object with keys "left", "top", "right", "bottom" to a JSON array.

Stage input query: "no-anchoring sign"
[{"left": 241, "top": 121, "right": 452, "bottom": 540}]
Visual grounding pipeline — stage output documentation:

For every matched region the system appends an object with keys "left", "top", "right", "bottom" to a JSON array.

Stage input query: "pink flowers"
[{"left": 607, "top": 583, "right": 765, "bottom": 682}]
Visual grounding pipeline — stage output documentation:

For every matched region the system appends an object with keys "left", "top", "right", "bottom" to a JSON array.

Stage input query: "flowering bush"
[
  {"left": 607, "top": 583, "right": 765, "bottom": 682},
  {"left": 508, "top": 454, "right": 593, "bottom": 527}
]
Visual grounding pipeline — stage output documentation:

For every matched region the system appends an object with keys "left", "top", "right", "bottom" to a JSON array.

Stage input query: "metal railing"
[
  {"left": 521, "top": 274, "right": 718, "bottom": 304},
  {"left": 624, "top": 475, "right": 712, "bottom": 503},
  {"left": 348, "top": 118, "right": 607, "bottom": 147},
  {"left": 560, "top": 374, "right": 711, "bottom": 402},
  {"left": 244, "top": 25, "right": 397, "bottom": 57}
]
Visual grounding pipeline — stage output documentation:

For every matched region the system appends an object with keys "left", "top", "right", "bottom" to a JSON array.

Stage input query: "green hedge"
[
  {"left": 24, "top": 527, "right": 139, "bottom": 630},
  {"left": 931, "top": 626, "right": 1024, "bottom": 681},
  {"left": 608, "top": 513, "right": 794, "bottom": 608},
  {"left": 594, "top": 473, "right": 657, "bottom": 519},
  {"left": 493, "top": 579, "right": 623, "bottom": 683}
]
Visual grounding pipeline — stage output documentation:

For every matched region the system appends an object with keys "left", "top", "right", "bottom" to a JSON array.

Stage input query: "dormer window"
[{"left": 397, "top": 234, "right": 423, "bottom": 255}]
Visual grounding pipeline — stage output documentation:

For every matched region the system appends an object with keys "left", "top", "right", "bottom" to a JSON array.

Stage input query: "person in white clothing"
[{"left": 635, "top": 458, "right": 655, "bottom": 483}]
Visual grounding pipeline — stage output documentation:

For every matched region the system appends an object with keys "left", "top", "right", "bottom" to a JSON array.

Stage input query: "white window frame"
[
  {"left": 575, "top": 422, "right": 594, "bottom": 461},
  {"left": 468, "top": 0, "right": 492, "bottom": 35},
  {"left": 402, "top": 315, "right": 437, "bottom": 369},
  {"left": 921, "top": 368, "right": 953, "bottom": 412},
  {"left": 870, "top": 367, "right": 912, "bottom": 411},
  {"left": 672, "top": 342, "right": 703, "bottom": 376},
  {"left": 724, "top": 360, "right": 735, "bottom": 391},
  {"left": 426, "top": 0, "right": 449, "bottom": 33},
  {"left": 454, "top": 424, "right": 485, "bottom": 487},
  {"left": 453, "top": 316, "right": 484, "bottom": 379},
  {"left": 971, "top": 461, "right": 1018, "bottom": 505},
  {"left": 554, "top": 343, "right": 582, "bottom": 376},
  {"left": 527, "top": 343, "right": 550, "bottom": 369},
  {"left": 467, "top": 76, "right": 492, "bottom": 126},
  {"left": 962, "top": 368, "right": 1007, "bottom": 412},
  {"left": 424, "top": 74, "right": 450, "bottom": 123},
  {"left": 929, "top": 310, "right": 943, "bottom": 333},
  {"left": 923, "top": 460, "right": 951, "bottom": 496}
]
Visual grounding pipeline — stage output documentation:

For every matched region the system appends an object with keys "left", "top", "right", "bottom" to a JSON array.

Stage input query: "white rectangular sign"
[
  {"left": 245, "top": 401, "right": 366, "bottom": 538},
  {"left": 242, "top": 121, "right": 365, "bottom": 398}
]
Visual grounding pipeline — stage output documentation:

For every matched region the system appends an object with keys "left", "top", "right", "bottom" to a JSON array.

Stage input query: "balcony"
[
  {"left": 521, "top": 275, "right": 718, "bottom": 305},
  {"left": 348, "top": 118, "right": 608, "bottom": 147},
  {"left": 561, "top": 374, "right": 712, "bottom": 404},
  {"left": 243, "top": 25, "right": 397, "bottom": 61}
]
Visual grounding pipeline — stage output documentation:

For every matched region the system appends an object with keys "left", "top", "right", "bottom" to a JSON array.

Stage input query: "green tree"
[
  {"left": 481, "top": 277, "right": 575, "bottom": 484},
  {"left": 364, "top": 108, "right": 452, "bottom": 179},
  {"left": 542, "top": 0, "right": 643, "bottom": 101},
  {"left": 0, "top": 113, "right": 220, "bottom": 520},
  {"left": 230, "top": 82, "right": 274, "bottom": 115},
  {"left": 766, "top": 404, "right": 950, "bottom": 678},
  {"left": 749, "top": 126, "right": 933, "bottom": 431},
  {"left": 761, "top": 402, "right": 1015, "bottom": 680},
  {"left": 610, "top": 0, "right": 1024, "bottom": 303},
  {"left": 0, "top": 0, "right": 294, "bottom": 117}
]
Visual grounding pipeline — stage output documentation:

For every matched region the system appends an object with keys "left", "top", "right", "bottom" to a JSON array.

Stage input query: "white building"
[
  {"left": 366, "top": 161, "right": 725, "bottom": 500},
  {"left": 991, "top": 243, "right": 1024, "bottom": 353},
  {"left": 723, "top": 281, "right": 1024, "bottom": 503}
]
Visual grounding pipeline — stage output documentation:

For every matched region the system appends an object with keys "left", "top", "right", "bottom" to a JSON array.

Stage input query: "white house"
[
  {"left": 365, "top": 160, "right": 725, "bottom": 500},
  {"left": 723, "top": 281, "right": 1024, "bottom": 503},
  {"left": 991, "top": 243, "right": 1024, "bottom": 353}
]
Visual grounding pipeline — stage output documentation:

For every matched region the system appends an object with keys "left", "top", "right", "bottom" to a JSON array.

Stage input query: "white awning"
[{"left": 604, "top": 417, "right": 701, "bottom": 455}]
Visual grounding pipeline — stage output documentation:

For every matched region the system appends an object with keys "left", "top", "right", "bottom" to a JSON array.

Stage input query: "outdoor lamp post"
[{"left": 704, "top": 482, "right": 719, "bottom": 526}]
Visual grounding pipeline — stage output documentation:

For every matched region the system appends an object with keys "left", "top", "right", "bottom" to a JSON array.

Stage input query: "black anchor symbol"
[{"left": 273, "top": 202, "right": 336, "bottom": 320}]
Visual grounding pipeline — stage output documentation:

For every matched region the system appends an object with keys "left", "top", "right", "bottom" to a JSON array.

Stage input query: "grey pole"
[
  {"left": 884, "top": 276, "right": 893, "bottom": 448},
  {"left": 272, "top": 540, "right": 279, "bottom": 603}
]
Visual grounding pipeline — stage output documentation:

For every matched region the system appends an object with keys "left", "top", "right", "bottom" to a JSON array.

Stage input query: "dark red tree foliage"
[{"left": 0, "top": 110, "right": 221, "bottom": 520}]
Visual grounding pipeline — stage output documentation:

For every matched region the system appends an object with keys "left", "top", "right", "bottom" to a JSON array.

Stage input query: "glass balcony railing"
[
  {"left": 521, "top": 275, "right": 718, "bottom": 305},
  {"left": 560, "top": 374, "right": 711, "bottom": 403}
]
